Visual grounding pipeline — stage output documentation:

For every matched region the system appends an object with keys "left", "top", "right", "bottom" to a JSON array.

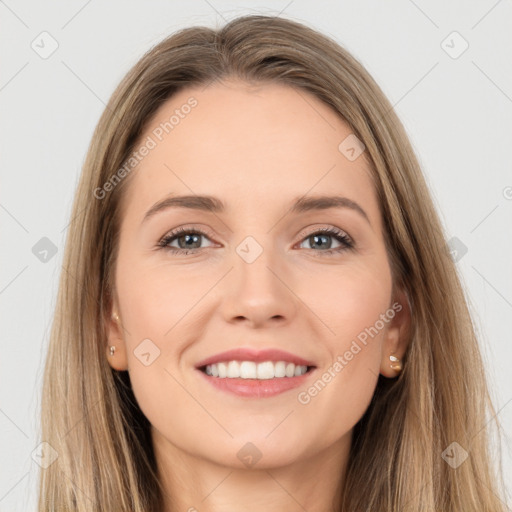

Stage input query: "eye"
[
  {"left": 157, "top": 225, "right": 354, "bottom": 256},
  {"left": 296, "top": 227, "right": 354, "bottom": 256},
  {"left": 157, "top": 226, "right": 215, "bottom": 255}
]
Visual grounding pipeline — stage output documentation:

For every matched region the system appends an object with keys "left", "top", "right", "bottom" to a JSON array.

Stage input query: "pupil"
[
  {"left": 180, "top": 234, "right": 200, "bottom": 249},
  {"left": 311, "top": 234, "right": 331, "bottom": 249}
]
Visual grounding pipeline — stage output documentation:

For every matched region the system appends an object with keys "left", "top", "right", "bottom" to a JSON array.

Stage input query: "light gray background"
[{"left": 1, "top": 1, "right": 511, "bottom": 510}]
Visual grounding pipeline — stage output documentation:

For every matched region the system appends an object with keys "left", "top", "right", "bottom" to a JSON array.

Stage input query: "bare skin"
[{"left": 106, "top": 79, "right": 410, "bottom": 512}]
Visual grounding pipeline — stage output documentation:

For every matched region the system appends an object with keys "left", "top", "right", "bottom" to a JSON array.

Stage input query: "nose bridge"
[{"left": 220, "top": 233, "right": 297, "bottom": 326}]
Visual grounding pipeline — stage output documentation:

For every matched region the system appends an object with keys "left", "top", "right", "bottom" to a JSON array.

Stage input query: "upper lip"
[{"left": 195, "top": 347, "right": 316, "bottom": 369}]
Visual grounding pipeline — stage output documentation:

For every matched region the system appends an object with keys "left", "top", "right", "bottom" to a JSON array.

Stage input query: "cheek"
[
  {"left": 115, "top": 259, "right": 204, "bottom": 440},
  {"left": 294, "top": 263, "right": 391, "bottom": 419},
  {"left": 308, "top": 260, "right": 392, "bottom": 350},
  {"left": 115, "top": 255, "right": 213, "bottom": 402},
  {"left": 116, "top": 256, "right": 208, "bottom": 342}
]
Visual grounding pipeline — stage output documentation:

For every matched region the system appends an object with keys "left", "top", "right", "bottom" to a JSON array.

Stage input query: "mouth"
[
  {"left": 194, "top": 347, "right": 318, "bottom": 398},
  {"left": 198, "top": 360, "right": 316, "bottom": 379},
  {"left": 196, "top": 362, "right": 317, "bottom": 398},
  {"left": 195, "top": 347, "right": 317, "bottom": 398}
]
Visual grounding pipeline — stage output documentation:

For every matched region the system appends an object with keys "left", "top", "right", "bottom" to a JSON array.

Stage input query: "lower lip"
[{"left": 196, "top": 368, "right": 316, "bottom": 398}]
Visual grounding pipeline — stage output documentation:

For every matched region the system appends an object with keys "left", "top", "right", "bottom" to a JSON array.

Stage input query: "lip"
[
  {"left": 194, "top": 347, "right": 316, "bottom": 369},
  {"left": 197, "top": 367, "right": 317, "bottom": 398}
]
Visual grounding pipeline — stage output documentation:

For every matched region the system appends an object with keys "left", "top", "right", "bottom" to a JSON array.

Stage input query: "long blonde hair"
[{"left": 38, "top": 14, "right": 507, "bottom": 511}]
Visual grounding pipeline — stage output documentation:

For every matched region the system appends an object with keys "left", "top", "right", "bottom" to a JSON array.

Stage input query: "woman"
[{"left": 38, "top": 14, "right": 507, "bottom": 511}]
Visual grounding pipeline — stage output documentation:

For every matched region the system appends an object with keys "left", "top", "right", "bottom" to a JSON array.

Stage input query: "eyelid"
[
  {"left": 158, "top": 224, "right": 353, "bottom": 244},
  {"left": 157, "top": 224, "right": 218, "bottom": 247},
  {"left": 294, "top": 224, "right": 353, "bottom": 246},
  {"left": 157, "top": 223, "right": 355, "bottom": 257}
]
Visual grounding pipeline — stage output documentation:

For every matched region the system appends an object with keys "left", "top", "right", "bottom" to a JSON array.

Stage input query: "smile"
[
  {"left": 197, "top": 361, "right": 316, "bottom": 398},
  {"left": 201, "top": 360, "right": 311, "bottom": 379}
]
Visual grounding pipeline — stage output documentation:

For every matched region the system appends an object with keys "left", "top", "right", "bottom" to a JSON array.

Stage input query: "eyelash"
[{"left": 157, "top": 225, "right": 354, "bottom": 257}]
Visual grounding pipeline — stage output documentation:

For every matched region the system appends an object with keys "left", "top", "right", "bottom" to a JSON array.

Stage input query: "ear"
[
  {"left": 106, "top": 300, "right": 129, "bottom": 371},
  {"left": 379, "top": 286, "right": 411, "bottom": 378}
]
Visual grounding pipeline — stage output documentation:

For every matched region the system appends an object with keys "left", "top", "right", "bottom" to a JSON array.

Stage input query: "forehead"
[{"left": 122, "top": 79, "right": 379, "bottom": 224}]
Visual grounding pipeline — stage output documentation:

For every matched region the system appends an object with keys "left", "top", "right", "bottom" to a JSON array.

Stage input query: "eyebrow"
[{"left": 142, "top": 194, "right": 370, "bottom": 225}]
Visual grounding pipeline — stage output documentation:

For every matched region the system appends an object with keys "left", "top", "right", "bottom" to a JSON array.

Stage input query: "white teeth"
[
  {"left": 218, "top": 362, "right": 227, "bottom": 378},
  {"left": 257, "top": 361, "right": 274, "bottom": 380},
  {"left": 240, "top": 361, "right": 257, "bottom": 379},
  {"left": 203, "top": 360, "right": 309, "bottom": 379},
  {"left": 274, "top": 361, "right": 286, "bottom": 378},
  {"left": 227, "top": 361, "right": 239, "bottom": 378}
]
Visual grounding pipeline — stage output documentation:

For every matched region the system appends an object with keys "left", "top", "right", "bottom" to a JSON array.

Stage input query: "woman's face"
[{"left": 107, "top": 79, "right": 409, "bottom": 469}]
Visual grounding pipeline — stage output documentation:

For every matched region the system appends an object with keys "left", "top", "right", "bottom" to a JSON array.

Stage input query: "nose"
[{"left": 219, "top": 244, "right": 299, "bottom": 329}]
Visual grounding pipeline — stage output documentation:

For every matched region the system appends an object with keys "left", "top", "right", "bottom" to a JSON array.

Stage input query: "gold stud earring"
[
  {"left": 389, "top": 354, "right": 403, "bottom": 372},
  {"left": 109, "top": 345, "right": 116, "bottom": 357}
]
